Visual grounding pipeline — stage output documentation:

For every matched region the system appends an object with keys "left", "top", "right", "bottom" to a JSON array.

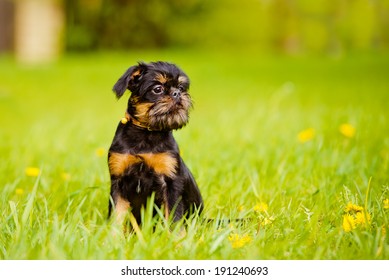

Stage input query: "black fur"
[{"left": 108, "top": 61, "right": 203, "bottom": 225}]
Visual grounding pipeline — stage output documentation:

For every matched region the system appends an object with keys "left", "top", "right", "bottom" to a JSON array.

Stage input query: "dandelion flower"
[
  {"left": 339, "top": 123, "right": 356, "bottom": 138},
  {"left": 342, "top": 214, "right": 356, "bottom": 232},
  {"left": 383, "top": 199, "right": 389, "bottom": 209},
  {"left": 254, "top": 202, "right": 268, "bottom": 213},
  {"left": 343, "top": 202, "right": 372, "bottom": 232},
  {"left": 15, "top": 188, "right": 24, "bottom": 195},
  {"left": 345, "top": 202, "right": 364, "bottom": 213},
  {"left": 61, "top": 172, "right": 71, "bottom": 181},
  {"left": 228, "top": 233, "right": 252, "bottom": 249},
  {"left": 297, "top": 128, "right": 315, "bottom": 143},
  {"left": 355, "top": 211, "right": 371, "bottom": 226},
  {"left": 25, "top": 167, "right": 40, "bottom": 177},
  {"left": 95, "top": 147, "right": 106, "bottom": 157}
]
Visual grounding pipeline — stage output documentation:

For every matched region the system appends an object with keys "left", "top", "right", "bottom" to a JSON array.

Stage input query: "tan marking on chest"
[
  {"left": 140, "top": 152, "right": 177, "bottom": 178},
  {"left": 109, "top": 152, "right": 177, "bottom": 178},
  {"left": 109, "top": 153, "right": 141, "bottom": 176}
]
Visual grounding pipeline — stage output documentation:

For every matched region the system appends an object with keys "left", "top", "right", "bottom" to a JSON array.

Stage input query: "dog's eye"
[
  {"left": 152, "top": 85, "right": 164, "bottom": 95},
  {"left": 178, "top": 85, "right": 186, "bottom": 92}
]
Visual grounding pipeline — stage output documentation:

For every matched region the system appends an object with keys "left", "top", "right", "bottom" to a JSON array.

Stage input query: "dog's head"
[{"left": 113, "top": 61, "right": 192, "bottom": 131}]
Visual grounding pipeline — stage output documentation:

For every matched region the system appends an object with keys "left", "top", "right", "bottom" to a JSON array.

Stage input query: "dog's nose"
[{"left": 171, "top": 89, "right": 181, "bottom": 99}]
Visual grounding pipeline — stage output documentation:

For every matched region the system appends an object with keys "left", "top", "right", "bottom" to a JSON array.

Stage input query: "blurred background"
[
  {"left": 1, "top": 0, "right": 388, "bottom": 62},
  {"left": 1, "top": 2, "right": 389, "bottom": 258}
]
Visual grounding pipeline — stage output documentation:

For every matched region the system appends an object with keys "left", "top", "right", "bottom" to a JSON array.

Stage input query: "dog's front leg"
[{"left": 108, "top": 178, "right": 130, "bottom": 225}]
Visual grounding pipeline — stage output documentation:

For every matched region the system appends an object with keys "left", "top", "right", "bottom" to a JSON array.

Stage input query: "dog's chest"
[{"left": 108, "top": 151, "right": 177, "bottom": 179}]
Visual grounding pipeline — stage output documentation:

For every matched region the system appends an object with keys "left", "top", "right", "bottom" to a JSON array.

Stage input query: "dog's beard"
[{"left": 134, "top": 93, "right": 192, "bottom": 131}]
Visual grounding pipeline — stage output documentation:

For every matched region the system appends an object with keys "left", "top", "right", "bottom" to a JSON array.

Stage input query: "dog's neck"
[{"left": 121, "top": 111, "right": 152, "bottom": 131}]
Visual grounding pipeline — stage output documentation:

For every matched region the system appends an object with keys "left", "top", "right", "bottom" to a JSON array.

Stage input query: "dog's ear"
[{"left": 112, "top": 63, "right": 147, "bottom": 99}]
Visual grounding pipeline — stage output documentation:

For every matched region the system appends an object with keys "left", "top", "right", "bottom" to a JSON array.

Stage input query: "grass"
[{"left": 0, "top": 49, "right": 388, "bottom": 259}]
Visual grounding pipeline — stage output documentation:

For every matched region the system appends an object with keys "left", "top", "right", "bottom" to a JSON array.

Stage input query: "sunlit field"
[{"left": 0, "top": 50, "right": 388, "bottom": 259}]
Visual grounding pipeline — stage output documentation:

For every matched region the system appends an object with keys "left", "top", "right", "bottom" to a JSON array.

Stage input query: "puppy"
[{"left": 107, "top": 61, "right": 203, "bottom": 226}]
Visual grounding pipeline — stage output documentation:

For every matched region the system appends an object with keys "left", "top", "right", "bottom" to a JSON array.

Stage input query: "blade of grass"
[
  {"left": 8, "top": 201, "right": 20, "bottom": 239},
  {"left": 21, "top": 172, "right": 41, "bottom": 226},
  {"left": 364, "top": 177, "right": 372, "bottom": 230}
]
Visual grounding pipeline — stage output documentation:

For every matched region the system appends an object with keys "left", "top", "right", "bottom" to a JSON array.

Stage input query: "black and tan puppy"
[{"left": 107, "top": 61, "right": 203, "bottom": 226}]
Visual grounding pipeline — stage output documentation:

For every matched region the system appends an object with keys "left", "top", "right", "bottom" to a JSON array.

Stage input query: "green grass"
[{"left": 0, "top": 50, "right": 388, "bottom": 259}]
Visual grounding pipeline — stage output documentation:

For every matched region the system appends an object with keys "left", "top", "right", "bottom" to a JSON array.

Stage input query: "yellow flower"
[
  {"left": 238, "top": 205, "right": 245, "bottom": 212},
  {"left": 343, "top": 202, "right": 372, "bottom": 232},
  {"left": 25, "top": 167, "right": 40, "bottom": 177},
  {"left": 95, "top": 147, "right": 106, "bottom": 157},
  {"left": 61, "top": 172, "right": 71, "bottom": 181},
  {"left": 15, "top": 188, "right": 24, "bottom": 195},
  {"left": 383, "top": 199, "right": 389, "bottom": 209},
  {"left": 297, "top": 128, "right": 315, "bottom": 143},
  {"left": 228, "top": 233, "right": 252, "bottom": 249},
  {"left": 260, "top": 217, "right": 274, "bottom": 226},
  {"left": 345, "top": 202, "right": 364, "bottom": 213},
  {"left": 343, "top": 214, "right": 356, "bottom": 232},
  {"left": 253, "top": 202, "right": 268, "bottom": 213},
  {"left": 355, "top": 211, "right": 371, "bottom": 226},
  {"left": 339, "top": 123, "right": 356, "bottom": 138}
]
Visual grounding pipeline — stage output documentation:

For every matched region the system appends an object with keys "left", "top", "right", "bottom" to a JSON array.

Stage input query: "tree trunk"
[{"left": 15, "top": 0, "right": 64, "bottom": 63}]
